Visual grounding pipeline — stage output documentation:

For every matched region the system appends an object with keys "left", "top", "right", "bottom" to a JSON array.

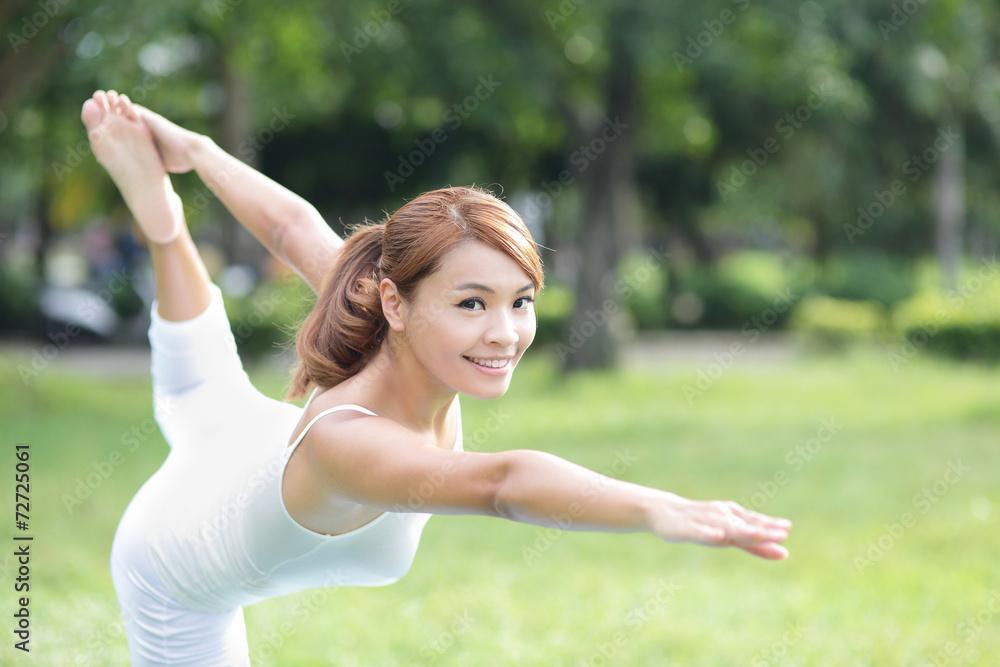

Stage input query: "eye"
[
  {"left": 513, "top": 296, "right": 535, "bottom": 310},
  {"left": 459, "top": 297, "right": 485, "bottom": 311}
]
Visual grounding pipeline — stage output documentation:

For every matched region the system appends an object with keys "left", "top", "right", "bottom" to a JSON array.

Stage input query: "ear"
[{"left": 380, "top": 278, "right": 407, "bottom": 332}]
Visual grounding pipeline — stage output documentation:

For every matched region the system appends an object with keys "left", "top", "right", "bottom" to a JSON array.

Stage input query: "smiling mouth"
[{"left": 464, "top": 356, "right": 511, "bottom": 369}]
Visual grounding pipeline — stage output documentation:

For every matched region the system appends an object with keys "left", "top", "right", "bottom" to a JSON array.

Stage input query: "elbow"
[
  {"left": 488, "top": 450, "right": 543, "bottom": 522},
  {"left": 270, "top": 205, "right": 322, "bottom": 252},
  {"left": 487, "top": 451, "right": 521, "bottom": 521}
]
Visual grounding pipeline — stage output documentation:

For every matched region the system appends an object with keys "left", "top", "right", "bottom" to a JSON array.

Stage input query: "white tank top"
[{"left": 147, "top": 388, "right": 462, "bottom": 613}]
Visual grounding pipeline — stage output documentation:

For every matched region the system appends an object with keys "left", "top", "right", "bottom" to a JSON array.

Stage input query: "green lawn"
[{"left": 1, "top": 346, "right": 998, "bottom": 666}]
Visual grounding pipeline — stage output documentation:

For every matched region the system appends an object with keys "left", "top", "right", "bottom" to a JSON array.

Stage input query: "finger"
[
  {"left": 711, "top": 511, "right": 789, "bottom": 545},
  {"left": 741, "top": 542, "right": 790, "bottom": 560},
  {"left": 728, "top": 522, "right": 790, "bottom": 545},
  {"left": 729, "top": 503, "right": 792, "bottom": 530},
  {"left": 690, "top": 523, "right": 726, "bottom": 546}
]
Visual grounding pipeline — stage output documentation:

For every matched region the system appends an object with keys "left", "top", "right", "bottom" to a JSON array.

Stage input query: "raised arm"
[
  {"left": 305, "top": 416, "right": 792, "bottom": 560},
  {"left": 139, "top": 106, "right": 341, "bottom": 293}
]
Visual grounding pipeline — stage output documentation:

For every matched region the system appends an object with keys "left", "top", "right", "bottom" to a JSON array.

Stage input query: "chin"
[{"left": 458, "top": 378, "right": 513, "bottom": 400}]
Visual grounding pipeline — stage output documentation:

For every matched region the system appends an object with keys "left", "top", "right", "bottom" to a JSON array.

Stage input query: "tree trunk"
[
  {"left": 562, "top": 15, "right": 638, "bottom": 372},
  {"left": 934, "top": 114, "right": 964, "bottom": 290},
  {"left": 216, "top": 46, "right": 257, "bottom": 266}
]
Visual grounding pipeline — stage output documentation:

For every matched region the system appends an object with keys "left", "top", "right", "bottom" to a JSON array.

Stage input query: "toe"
[
  {"left": 119, "top": 94, "right": 139, "bottom": 121},
  {"left": 93, "top": 90, "right": 110, "bottom": 114},
  {"left": 107, "top": 90, "right": 120, "bottom": 109},
  {"left": 81, "top": 98, "right": 103, "bottom": 130}
]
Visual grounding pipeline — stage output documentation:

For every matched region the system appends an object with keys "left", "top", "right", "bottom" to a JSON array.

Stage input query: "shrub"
[
  {"left": 815, "top": 252, "right": 914, "bottom": 307},
  {"left": 223, "top": 279, "right": 314, "bottom": 359},
  {"left": 0, "top": 269, "right": 42, "bottom": 336},
  {"left": 669, "top": 252, "right": 812, "bottom": 330},
  {"left": 790, "top": 296, "right": 888, "bottom": 349},
  {"left": 891, "top": 264, "right": 1000, "bottom": 363}
]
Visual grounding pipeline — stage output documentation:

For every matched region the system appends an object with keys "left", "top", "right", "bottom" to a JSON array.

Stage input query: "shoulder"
[{"left": 299, "top": 407, "right": 430, "bottom": 474}]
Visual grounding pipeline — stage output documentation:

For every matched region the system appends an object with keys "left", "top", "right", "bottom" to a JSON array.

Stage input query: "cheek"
[
  {"left": 421, "top": 313, "right": 477, "bottom": 351},
  {"left": 518, "top": 316, "right": 537, "bottom": 348}
]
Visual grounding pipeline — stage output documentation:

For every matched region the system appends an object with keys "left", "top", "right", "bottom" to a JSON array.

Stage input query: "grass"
[{"left": 1, "top": 344, "right": 998, "bottom": 666}]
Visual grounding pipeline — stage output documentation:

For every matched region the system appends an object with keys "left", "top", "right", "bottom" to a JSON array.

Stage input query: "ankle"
[{"left": 187, "top": 133, "right": 215, "bottom": 164}]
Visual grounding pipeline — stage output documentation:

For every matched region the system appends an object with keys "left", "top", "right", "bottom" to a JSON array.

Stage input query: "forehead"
[{"left": 425, "top": 241, "right": 533, "bottom": 292}]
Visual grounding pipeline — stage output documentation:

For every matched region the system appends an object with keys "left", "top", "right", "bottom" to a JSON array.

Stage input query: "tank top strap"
[{"left": 288, "top": 403, "right": 378, "bottom": 453}]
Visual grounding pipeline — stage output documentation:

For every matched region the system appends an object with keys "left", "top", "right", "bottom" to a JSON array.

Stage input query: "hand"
[
  {"left": 646, "top": 494, "right": 792, "bottom": 560},
  {"left": 136, "top": 105, "right": 202, "bottom": 174}
]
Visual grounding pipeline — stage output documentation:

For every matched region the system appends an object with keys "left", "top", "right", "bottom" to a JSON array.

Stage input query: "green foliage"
[
  {"left": 790, "top": 295, "right": 889, "bottom": 349},
  {"left": 814, "top": 252, "right": 915, "bottom": 307},
  {"left": 0, "top": 268, "right": 41, "bottom": 335},
  {"left": 619, "top": 250, "right": 669, "bottom": 330},
  {"left": 891, "top": 263, "right": 1000, "bottom": 362},
  {"left": 533, "top": 281, "right": 574, "bottom": 346},
  {"left": 671, "top": 251, "right": 809, "bottom": 330},
  {"left": 222, "top": 278, "right": 315, "bottom": 358}
]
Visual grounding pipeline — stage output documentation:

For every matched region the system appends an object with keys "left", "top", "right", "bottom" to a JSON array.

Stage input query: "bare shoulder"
[{"left": 296, "top": 402, "right": 506, "bottom": 516}]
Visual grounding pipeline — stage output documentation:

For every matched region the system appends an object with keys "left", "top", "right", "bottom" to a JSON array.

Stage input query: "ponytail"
[
  {"left": 289, "top": 186, "right": 544, "bottom": 398},
  {"left": 289, "top": 223, "right": 387, "bottom": 397}
]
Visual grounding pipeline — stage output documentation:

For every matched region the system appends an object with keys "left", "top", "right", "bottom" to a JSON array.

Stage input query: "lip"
[{"left": 463, "top": 355, "right": 514, "bottom": 376}]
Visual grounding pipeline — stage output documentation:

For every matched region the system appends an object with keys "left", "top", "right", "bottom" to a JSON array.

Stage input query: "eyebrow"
[{"left": 453, "top": 282, "right": 535, "bottom": 294}]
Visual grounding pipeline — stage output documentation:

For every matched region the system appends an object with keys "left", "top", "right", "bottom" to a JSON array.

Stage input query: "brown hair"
[{"left": 289, "top": 186, "right": 544, "bottom": 397}]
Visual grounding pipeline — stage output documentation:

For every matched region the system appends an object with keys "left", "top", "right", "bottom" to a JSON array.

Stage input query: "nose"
[{"left": 485, "top": 310, "right": 518, "bottom": 348}]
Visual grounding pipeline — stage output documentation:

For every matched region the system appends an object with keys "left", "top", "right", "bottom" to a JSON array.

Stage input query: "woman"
[{"left": 81, "top": 89, "right": 791, "bottom": 666}]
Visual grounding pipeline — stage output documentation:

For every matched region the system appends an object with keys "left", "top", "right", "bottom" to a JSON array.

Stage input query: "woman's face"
[{"left": 395, "top": 241, "right": 537, "bottom": 399}]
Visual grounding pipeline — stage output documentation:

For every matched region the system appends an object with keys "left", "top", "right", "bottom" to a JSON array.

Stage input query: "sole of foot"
[{"left": 81, "top": 90, "right": 182, "bottom": 244}]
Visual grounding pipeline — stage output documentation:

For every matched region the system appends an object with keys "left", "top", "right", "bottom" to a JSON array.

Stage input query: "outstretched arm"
[
  {"left": 306, "top": 417, "right": 792, "bottom": 560},
  {"left": 139, "top": 106, "right": 341, "bottom": 294}
]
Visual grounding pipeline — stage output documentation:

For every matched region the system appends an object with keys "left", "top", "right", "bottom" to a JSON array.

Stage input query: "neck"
[{"left": 346, "top": 336, "right": 456, "bottom": 435}]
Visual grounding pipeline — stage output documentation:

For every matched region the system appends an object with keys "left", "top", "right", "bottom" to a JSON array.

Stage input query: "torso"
[{"left": 280, "top": 388, "right": 460, "bottom": 536}]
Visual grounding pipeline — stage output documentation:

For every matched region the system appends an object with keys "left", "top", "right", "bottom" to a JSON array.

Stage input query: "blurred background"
[
  {"left": 2, "top": 1, "right": 1000, "bottom": 665},
  {"left": 2, "top": 0, "right": 999, "bottom": 363}
]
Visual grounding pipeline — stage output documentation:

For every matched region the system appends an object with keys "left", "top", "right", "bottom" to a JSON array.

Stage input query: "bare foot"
[
  {"left": 81, "top": 90, "right": 182, "bottom": 244},
  {"left": 137, "top": 105, "right": 201, "bottom": 174}
]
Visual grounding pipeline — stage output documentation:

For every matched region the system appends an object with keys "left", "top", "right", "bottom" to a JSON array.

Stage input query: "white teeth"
[{"left": 468, "top": 357, "right": 509, "bottom": 368}]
